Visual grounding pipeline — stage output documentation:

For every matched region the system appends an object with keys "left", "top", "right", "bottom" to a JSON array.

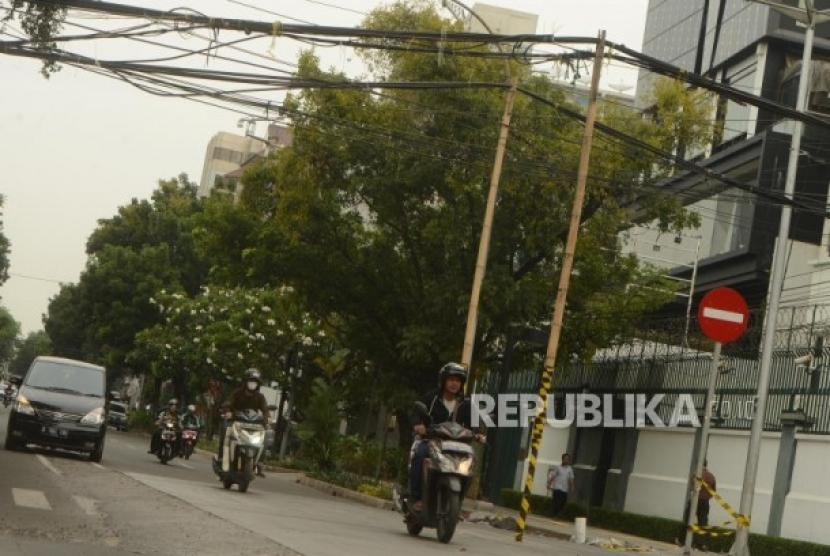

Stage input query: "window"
[{"left": 26, "top": 361, "right": 105, "bottom": 398}]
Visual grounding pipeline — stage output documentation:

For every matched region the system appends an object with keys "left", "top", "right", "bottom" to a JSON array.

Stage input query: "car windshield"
[
  {"left": 109, "top": 402, "right": 127, "bottom": 414},
  {"left": 25, "top": 360, "right": 105, "bottom": 397}
]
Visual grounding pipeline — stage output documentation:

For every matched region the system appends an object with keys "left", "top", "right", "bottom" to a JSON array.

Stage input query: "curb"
[{"left": 298, "top": 475, "right": 395, "bottom": 510}]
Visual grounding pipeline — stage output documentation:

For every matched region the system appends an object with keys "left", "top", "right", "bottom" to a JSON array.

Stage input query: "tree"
[
  {"left": 9, "top": 330, "right": 51, "bottom": 376},
  {"left": 0, "top": 195, "right": 11, "bottom": 287},
  {"left": 0, "top": 307, "right": 20, "bottom": 365},
  {"left": 44, "top": 175, "right": 209, "bottom": 377},
  {"left": 195, "top": 2, "right": 707, "bottom": 400}
]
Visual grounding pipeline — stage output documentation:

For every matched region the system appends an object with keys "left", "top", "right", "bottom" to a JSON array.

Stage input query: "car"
[
  {"left": 107, "top": 401, "right": 128, "bottom": 431},
  {"left": 5, "top": 356, "right": 108, "bottom": 462}
]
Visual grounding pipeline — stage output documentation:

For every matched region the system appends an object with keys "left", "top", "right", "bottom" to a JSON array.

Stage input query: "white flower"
[
  {"left": 191, "top": 310, "right": 197, "bottom": 316},
  {"left": 261, "top": 306, "right": 271, "bottom": 312},
  {"left": 195, "top": 325, "right": 203, "bottom": 331},
  {"left": 267, "top": 319, "right": 276, "bottom": 326},
  {"left": 207, "top": 357, "right": 213, "bottom": 364},
  {"left": 303, "top": 336, "right": 313, "bottom": 346},
  {"left": 165, "top": 344, "right": 171, "bottom": 349},
  {"left": 237, "top": 353, "right": 243, "bottom": 360},
  {"left": 319, "top": 330, "right": 326, "bottom": 337},
  {"left": 193, "top": 338, "right": 201, "bottom": 344}
]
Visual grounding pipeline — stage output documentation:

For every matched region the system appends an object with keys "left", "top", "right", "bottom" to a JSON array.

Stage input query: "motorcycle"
[
  {"left": 212, "top": 409, "right": 266, "bottom": 493},
  {"left": 157, "top": 419, "right": 179, "bottom": 464},
  {"left": 181, "top": 427, "right": 199, "bottom": 460},
  {"left": 393, "top": 401, "right": 477, "bottom": 544},
  {"left": 2, "top": 392, "right": 12, "bottom": 408}
]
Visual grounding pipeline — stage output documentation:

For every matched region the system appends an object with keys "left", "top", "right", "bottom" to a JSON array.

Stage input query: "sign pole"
[{"left": 683, "top": 341, "right": 721, "bottom": 555}]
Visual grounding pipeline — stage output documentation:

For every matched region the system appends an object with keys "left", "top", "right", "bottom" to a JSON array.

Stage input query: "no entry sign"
[{"left": 698, "top": 287, "right": 749, "bottom": 344}]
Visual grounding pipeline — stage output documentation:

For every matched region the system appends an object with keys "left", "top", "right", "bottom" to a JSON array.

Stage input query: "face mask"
[{"left": 247, "top": 381, "right": 258, "bottom": 391}]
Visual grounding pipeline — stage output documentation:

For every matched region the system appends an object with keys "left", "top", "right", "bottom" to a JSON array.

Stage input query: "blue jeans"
[{"left": 409, "top": 441, "right": 431, "bottom": 501}]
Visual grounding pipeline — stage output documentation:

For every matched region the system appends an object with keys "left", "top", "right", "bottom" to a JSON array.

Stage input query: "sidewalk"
[{"left": 287, "top": 469, "right": 697, "bottom": 554}]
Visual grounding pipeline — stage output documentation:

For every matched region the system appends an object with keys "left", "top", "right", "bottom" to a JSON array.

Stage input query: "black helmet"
[{"left": 439, "top": 362, "right": 467, "bottom": 387}]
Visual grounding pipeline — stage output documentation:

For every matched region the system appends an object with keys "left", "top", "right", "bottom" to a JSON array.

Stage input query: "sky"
[{"left": 0, "top": 0, "right": 649, "bottom": 336}]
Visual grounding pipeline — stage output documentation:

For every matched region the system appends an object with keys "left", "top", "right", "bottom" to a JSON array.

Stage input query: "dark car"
[
  {"left": 107, "top": 401, "right": 128, "bottom": 431},
  {"left": 5, "top": 356, "right": 108, "bottom": 462}
]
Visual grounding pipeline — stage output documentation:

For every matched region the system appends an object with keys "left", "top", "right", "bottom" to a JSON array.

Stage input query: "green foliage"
[
  {"left": 295, "top": 378, "right": 343, "bottom": 471},
  {"left": 0, "top": 195, "right": 10, "bottom": 287},
  {"left": 9, "top": 331, "right": 51, "bottom": 376},
  {"left": 44, "top": 175, "right": 209, "bottom": 378},
  {"left": 499, "top": 490, "right": 830, "bottom": 556},
  {"left": 2, "top": 1, "right": 66, "bottom": 76},
  {"left": 194, "top": 2, "right": 706, "bottom": 403},
  {"left": 0, "top": 307, "right": 20, "bottom": 364},
  {"left": 333, "top": 434, "right": 406, "bottom": 481},
  {"left": 127, "top": 409, "right": 156, "bottom": 433}
]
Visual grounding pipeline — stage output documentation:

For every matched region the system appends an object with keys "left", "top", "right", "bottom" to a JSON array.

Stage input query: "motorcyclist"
[
  {"left": 148, "top": 398, "right": 182, "bottom": 455},
  {"left": 408, "top": 362, "right": 480, "bottom": 512},
  {"left": 216, "top": 368, "right": 270, "bottom": 476},
  {"left": 181, "top": 404, "right": 201, "bottom": 430}
]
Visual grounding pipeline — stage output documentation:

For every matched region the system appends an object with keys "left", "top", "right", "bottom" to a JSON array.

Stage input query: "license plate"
[
  {"left": 43, "top": 426, "right": 67, "bottom": 438},
  {"left": 441, "top": 441, "right": 472, "bottom": 453}
]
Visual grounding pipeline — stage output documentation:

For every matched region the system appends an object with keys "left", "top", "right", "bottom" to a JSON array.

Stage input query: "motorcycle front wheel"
[
  {"left": 436, "top": 488, "right": 460, "bottom": 544},
  {"left": 406, "top": 520, "right": 423, "bottom": 536}
]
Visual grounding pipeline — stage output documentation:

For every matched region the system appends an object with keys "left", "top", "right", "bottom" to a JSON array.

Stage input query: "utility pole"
[
  {"left": 515, "top": 30, "right": 606, "bottom": 542},
  {"left": 461, "top": 76, "right": 518, "bottom": 371},
  {"left": 731, "top": 3, "right": 830, "bottom": 555},
  {"left": 279, "top": 343, "right": 300, "bottom": 460}
]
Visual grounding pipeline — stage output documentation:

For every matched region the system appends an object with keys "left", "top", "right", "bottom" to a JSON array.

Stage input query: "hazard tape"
[
  {"left": 695, "top": 477, "right": 750, "bottom": 529},
  {"left": 688, "top": 522, "right": 735, "bottom": 537}
]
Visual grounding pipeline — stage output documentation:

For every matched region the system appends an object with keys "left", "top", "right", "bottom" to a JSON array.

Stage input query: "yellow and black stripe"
[
  {"left": 515, "top": 364, "right": 554, "bottom": 542},
  {"left": 697, "top": 477, "right": 750, "bottom": 528}
]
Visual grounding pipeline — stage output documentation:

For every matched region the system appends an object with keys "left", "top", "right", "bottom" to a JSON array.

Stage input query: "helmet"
[
  {"left": 168, "top": 398, "right": 178, "bottom": 406},
  {"left": 244, "top": 368, "right": 262, "bottom": 383},
  {"left": 439, "top": 362, "right": 467, "bottom": 387},
  {"left": 187, "top": 404, "right": 196, "bottom": 412}
]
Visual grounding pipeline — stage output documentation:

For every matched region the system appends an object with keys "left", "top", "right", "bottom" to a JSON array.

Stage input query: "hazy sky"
[{"left": 0, "top": 0, "right": 648, "bottom": 336}]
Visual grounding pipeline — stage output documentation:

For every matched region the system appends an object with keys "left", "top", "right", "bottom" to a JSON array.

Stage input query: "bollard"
[{"left": 574, "top": 517, "right": 587, "bottom": 544}]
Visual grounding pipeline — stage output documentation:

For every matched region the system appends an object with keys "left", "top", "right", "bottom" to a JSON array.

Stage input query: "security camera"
[{"left": 794, "top": 353, "right": 814, "bottom": 366}]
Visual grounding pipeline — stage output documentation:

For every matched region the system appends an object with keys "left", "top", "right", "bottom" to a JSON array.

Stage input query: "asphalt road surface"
[{"left": 0, "top": 403, "right": 677, "bottom": 555}]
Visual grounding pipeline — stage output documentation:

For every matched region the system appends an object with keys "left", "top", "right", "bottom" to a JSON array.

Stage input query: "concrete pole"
[
  {"left": 730, "top": 14, "right": 815, "bottom": 556},
  {"left": 683, "top": 342, "right": 722, "bottom": 555},
  {"left": 767, "top": 411, "right": 810, "bottom": 536}
]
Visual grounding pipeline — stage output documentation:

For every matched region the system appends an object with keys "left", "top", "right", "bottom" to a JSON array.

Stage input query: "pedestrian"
[
  {"left": 547, "top": 453, "right": 575, "bottom": 518},
  {"left": 676, "top": 460, "right": 717, "bottom": 547}
]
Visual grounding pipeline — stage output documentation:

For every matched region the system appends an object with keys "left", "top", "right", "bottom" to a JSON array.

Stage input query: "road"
[{"left": 0, "top": 403, "right": 676, "bottom": 555}]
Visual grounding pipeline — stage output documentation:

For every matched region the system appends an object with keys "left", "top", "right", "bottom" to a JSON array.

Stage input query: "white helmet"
[{"left": 187, "top": 404, "right": 196, "bottom": 412}]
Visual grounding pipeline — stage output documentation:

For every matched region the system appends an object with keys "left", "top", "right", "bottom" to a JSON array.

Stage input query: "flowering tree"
[{"left": 132, "top": 285, "right": 330, "bottom": 401}]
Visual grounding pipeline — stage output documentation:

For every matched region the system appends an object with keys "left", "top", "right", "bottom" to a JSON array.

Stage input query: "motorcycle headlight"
[
  {"left": 241, "top": 430, "right": 264, "bottom": 444},
  {"left": 14, "top": 395, "right": 36, "bottom": 416},
  {"left": 81, "top": 407, "right": 105, "bottom": 425}
]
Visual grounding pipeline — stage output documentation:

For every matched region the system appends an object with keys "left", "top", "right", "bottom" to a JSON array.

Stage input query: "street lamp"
[{"left": 731, "top": 2, "right": 830, "bottom": 555}]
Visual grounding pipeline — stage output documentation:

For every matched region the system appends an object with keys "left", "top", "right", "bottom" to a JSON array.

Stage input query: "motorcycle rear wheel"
[{"left": 436, "top": 488, "right": 460, "bottom": 544}]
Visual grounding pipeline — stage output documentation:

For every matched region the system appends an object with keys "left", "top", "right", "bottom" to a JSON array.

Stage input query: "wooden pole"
[
  {"left": 461, "top": 76, "right": 519, "bottom": 373},
  {"left": 515, "top": 30, "right": 606, "bottom": 542}
]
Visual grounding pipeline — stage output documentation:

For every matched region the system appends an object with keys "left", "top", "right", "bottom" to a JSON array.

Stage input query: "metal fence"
[{"left": 550, "top": 304, "right": 830, "bottom": 434}]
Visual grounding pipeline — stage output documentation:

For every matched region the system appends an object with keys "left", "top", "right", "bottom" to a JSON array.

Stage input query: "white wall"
[
  {"left": 624, "top": 427, "right": 830, "bottom": 544},
  {"left": 517, "top": 423, "right": 571, "bottom": 495}
]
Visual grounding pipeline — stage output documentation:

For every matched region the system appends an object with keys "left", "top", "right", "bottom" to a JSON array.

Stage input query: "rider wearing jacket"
[
  {"left": 408, "top": 362, "right": 473, "bottom": 512},
  {"left": 181, "top": 405, "right": 201, "bottom": 429},
  {"left": 149, "top": 398, "right": 182, "bottom": 455},
  {"left": 216, "top": 369, "right": 270, "bottom": 471}
]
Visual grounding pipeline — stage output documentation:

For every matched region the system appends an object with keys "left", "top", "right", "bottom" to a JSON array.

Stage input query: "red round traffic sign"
[{"left": 698, "top": 287, "right": 749, "bottom": 343}]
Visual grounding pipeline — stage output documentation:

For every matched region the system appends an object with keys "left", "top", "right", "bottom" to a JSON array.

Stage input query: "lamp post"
[{"left": 732, "top": 2, "right": 830, "bottom": 555}]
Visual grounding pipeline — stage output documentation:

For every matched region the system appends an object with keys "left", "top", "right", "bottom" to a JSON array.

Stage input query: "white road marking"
[
  {"left": 12, "top": 488, "right": 51, "bottom": 510},
  {"left": 91, "top": 463, "right": 106, "bottom": 471},
  {"left": 702, "top": 307, "right": 744, "bottom": 323},
  {"left": 173, "top": 461, "right": 194, "bottom": 469},
  {"left": 36, "top": 455, "right": 62, "bottom": 476},
  {"left": 73, "top": 496, "right": 98, "bottom": 516}
]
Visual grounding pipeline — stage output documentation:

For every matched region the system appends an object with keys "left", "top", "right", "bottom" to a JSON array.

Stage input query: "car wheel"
[
  {"left": 4, "top": 430, "right": 21, "bottom": 451},
  {"left": 89, "top": 439, "right": 104, "bottom": 463}
]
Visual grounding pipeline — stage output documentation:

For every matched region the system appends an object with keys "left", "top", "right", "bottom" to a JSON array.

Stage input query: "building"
[
  {"left": 197, "top": 124, "right": 293, "bottom": 198},
  {"left": 484, "top": 1, "right": 830, "bottom": 546}
]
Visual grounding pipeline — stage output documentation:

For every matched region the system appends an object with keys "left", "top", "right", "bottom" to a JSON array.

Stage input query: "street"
[{"left": 0, "top": 404, "right": 676, "bottom": 556}]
